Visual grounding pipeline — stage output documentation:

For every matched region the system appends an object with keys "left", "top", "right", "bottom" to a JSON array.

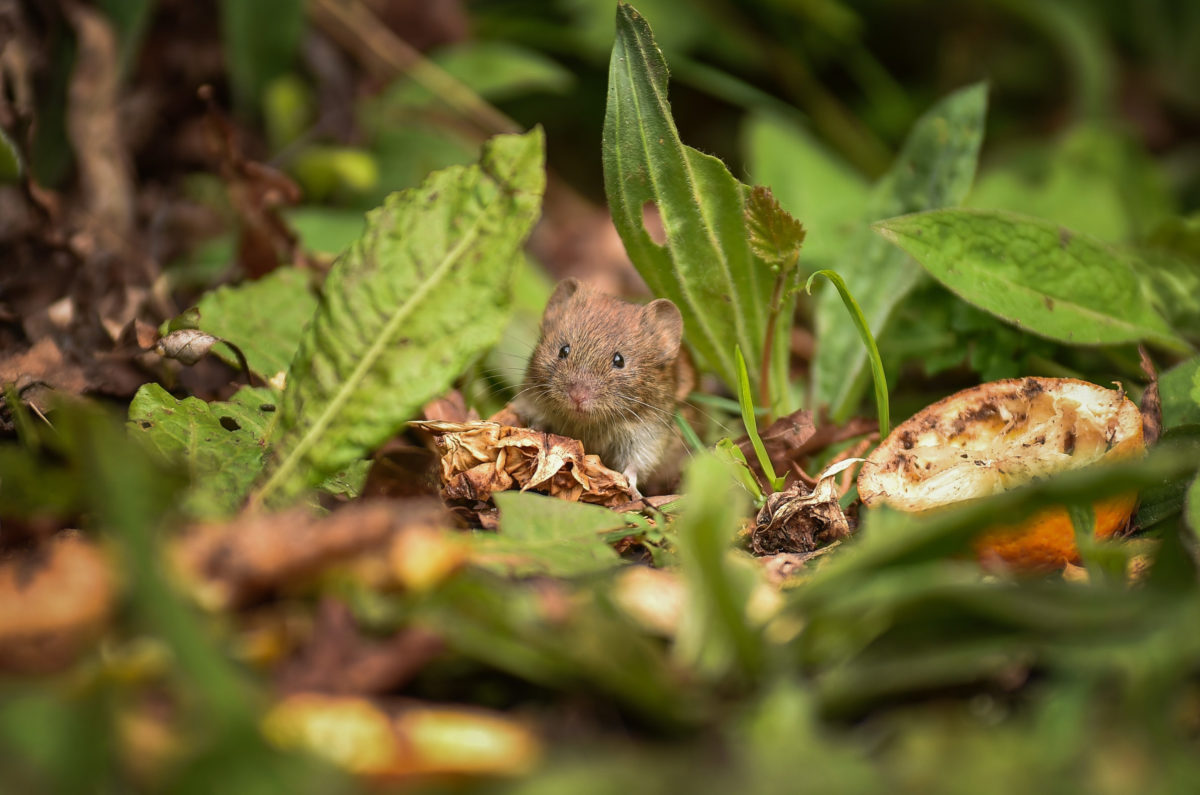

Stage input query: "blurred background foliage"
[{"left": 3, "top": 0, "right": 1200, "bottom": 792}]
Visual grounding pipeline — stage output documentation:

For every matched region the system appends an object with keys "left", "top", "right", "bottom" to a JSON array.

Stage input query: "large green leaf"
[
  {"left": 127, "top": 383, "right": 277, "bottom": 519},
  {"left": 252, "top": 129, "right": 545, "bottom": 507},
  {"left": 1160, "top": 356, "right": 1200, "bottom": 429},
  {"left": 874, "top": 209, "right": 1191, "bottom": 352},
  {"left": 469, "top": 492, "right": 628, "bottom": 578},
  {"left": 195, "top": 265, "right": 318, "bottom": 381},
  {"left": 812, "top": 83, "right": 987, "bottom": 420},
  {"left": 603, "top": 4, "right": 784, "bottom": 406}
]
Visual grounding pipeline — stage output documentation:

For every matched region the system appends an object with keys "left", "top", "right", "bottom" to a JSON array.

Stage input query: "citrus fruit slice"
[{"left": 857, "top": 377, "right": 1144, "bottom": 570}]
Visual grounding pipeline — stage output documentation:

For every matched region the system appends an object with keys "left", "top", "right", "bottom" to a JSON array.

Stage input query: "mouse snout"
[{"left": 565, "top": 381, "right": 594, "bottom": 411}]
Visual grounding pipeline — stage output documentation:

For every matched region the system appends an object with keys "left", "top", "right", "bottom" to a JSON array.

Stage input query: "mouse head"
[{"left": 528, "top": 278, "right": 683, "bottom": 418}]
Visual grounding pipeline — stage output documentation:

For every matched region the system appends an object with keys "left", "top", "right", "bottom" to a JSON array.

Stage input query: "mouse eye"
[
  {"left": 558, "top": 344, "right": 570, "bottom": 359},
  {"left": 612, "top": 352, "right": 625, "bottom": 369}
]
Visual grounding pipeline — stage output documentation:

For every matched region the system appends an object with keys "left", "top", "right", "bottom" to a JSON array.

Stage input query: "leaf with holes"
[
  {"left": 874, "top": 209, "right": 1191, "bottom": 352},
  {"left": 251, "top": 129, "right": 545, "bottom": 508},
  {"left": 128, "top": 383, "right": 278, "bottom": 519},
  {"left": 603, "top": 4, "right": 785, "bottom": 407},
  {"left": 812, "top": 83, "right": 987, "bottom": 420}
]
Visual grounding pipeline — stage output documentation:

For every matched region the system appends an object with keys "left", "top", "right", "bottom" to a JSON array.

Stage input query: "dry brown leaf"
[
  {"left": 172, "top": 499, "right": 451, "bottom": 609},
  {"left": 750, "top": 460, "right": 859, "bottom": 556},
  {"left": 0, "top": 337, "right": 90, "bottom": 414},
  {"left": 275, "top": 599, "right": 443, "bottom": 696},
  {"left": 1138, "top": 345, "right": 1162, "bottom": 447},
  {"left": 410, "top": 420, "right": 636, "bottom": 508},
  {"left": 0, "top": 532, "right": 116, "bottom": 674}
]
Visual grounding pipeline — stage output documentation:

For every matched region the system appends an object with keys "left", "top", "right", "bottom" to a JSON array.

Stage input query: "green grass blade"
[
  {"left": 736, "top": 346, "right": 784, "bottom": 492},
  {"left": 806, "top": 269, "right": 890, "bottom": 437}
]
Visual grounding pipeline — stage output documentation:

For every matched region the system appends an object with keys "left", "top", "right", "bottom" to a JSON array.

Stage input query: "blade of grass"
[
  {"left": 736, "top": 346, "right": 785, "bottom": 492},
  {"left": 675, "top": 410, "right": 706, "bottom": 454},
  {"left": 805, "top": 269, "right": 890, "bottom": 437}
]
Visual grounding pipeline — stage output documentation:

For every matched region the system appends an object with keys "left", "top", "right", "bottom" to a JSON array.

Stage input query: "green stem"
[
  {"left": 805, "top": 270, "right": 890, "bottom": 437},
  {"left": 674, "top": 410, "right": 706, "bottom": 454},
  {"left": 736, "top": 346, "right": 785, "bottom": 492}
]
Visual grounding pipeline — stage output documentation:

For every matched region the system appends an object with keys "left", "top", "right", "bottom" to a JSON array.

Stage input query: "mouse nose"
[{"left": 566, "top": 382, "right": 593, "bottom": 410}]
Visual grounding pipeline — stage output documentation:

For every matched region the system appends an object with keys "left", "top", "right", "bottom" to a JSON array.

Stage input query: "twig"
[{"left": 307, "top": 0, "right": 519, "bottom": 137}]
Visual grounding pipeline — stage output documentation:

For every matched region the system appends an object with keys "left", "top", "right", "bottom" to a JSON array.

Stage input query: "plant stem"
[
  {"left": 759, "top": 269, "right": 788, "bottom": 419},
  {"left": 736, "top": 346, "right": 785, "bottom": 492}
]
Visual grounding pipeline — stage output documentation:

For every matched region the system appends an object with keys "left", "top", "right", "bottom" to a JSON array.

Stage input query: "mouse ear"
[
  {"left": 541, "top": 278, "right": 580, "bottom": 330},
  {"left": 642, "top": 298, "right": 683, "bottom": 353},
  {"left": 546, "top": 278, "right": 581, "bottom": 310}
]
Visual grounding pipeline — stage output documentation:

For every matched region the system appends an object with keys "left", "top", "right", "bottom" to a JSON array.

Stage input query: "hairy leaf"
[
  {"left": 195, "top": 265, "right": 318, "bottom": 381},
  {"left": 813, "top": 83, "right": 987, "bottom": 419},
  {"left": 128, "top": 383, "right": 277, "bottom": 519},
  {"left": 874, "top": 209, "right": 1191, "bottom": 352},
  {"left": 470, "top": 492, "right": 628, "bottom": 578},
  {"left": 603, "top": 4, "right": 784, "bottom": 405},
  {"left": 252, "top": 129, "right": 545, "bottom": 507}
]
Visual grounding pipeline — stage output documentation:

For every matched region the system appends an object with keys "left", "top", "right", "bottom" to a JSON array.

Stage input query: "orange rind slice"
[{"left": 857, "top": 377, "right": 1144, "bottom": 570}]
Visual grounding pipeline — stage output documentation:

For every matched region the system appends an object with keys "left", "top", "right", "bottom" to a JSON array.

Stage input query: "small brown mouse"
[{"left": 514, "top": 278, "right": 690, "bottom": 495}]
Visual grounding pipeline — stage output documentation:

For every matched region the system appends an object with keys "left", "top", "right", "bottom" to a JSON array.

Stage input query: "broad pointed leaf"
[
  {"left": 874, "top": 209, "right": 1191, "bottom": 352},
  {"left": 603, "top": 4, "right": 784, "bottom": 405},
  {"left": 252, "top": 129, "right": 545, "bottom": 507},
  {"left": 813, "top": 83, "right": 987, "bottom": 420}
]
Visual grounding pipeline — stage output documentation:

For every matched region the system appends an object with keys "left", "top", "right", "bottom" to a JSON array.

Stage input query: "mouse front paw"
[{"left": 622, "top": 467, "right": 643, "bottom": 499}]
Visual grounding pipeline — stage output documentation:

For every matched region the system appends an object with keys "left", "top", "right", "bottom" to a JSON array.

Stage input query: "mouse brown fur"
[{"left": 514, "top": 278, "right": 689, "bottom": 494}]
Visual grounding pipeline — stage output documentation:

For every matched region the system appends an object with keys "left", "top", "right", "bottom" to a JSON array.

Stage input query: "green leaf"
[
  {"left": 744, "top": 185, "right": 806, "bottom": 270},
  {"left": 219, "top": 0, "right": 305, "bottom": 115},
  {"left": 673, "top": 454, "right": 762, "bottom": 683},
  {"left": 128, "top": 383, "right": 278, "bottom": 519},
  {"left": 1187, "top": 475, "right": 1200, "bottom": 540},
  {"left": 742, "top": 111, "right": 869, "bottom": 268},
  {"left": 736, "top": 346, "right": 784, "bottom": 492},
  {"left": 285, "top": 208, "right": 367, "bottom": 257},
  {"left": 813, "top": 83, "right": 987, "bottom": 420},
  {"left": 469, "top": 492, "right": 628, "bottom": 578},
  {"left": 602, "top": 4, "right": 784, "bottom": 406},
  {"left": 194, "top": 266, "right": 318, "bottom": 381},
  {"left": 1160, "top": 357, "right": 1200, "bottom": 429},
  {"left": 252, "top": 129, "right": 545, "bottom": 508},
  {"left": 874, "top": 209, "right": 1191, "bottom": 352}
]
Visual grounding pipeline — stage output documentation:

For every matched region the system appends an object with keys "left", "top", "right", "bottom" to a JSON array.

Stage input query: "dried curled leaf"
[
  {"left": 410, "top": 420, "right": 636, "bottom": 508},
  {"left": 750, "top": 460, "right": 861, "bottom": 555},
  {"left": 0, "top": 533, "right": 116, "bottom": 673},
  {"left": 154, "top": 329, "right": 221, "bottom": 365},
  {"left": 172, "top": 499, "right": 451, "bottom": 608}
]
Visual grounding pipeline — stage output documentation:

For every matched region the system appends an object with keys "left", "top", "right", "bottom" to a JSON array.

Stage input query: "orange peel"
[{"left": 857, "top": 377, "right": 1144, "bottom": 570}]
